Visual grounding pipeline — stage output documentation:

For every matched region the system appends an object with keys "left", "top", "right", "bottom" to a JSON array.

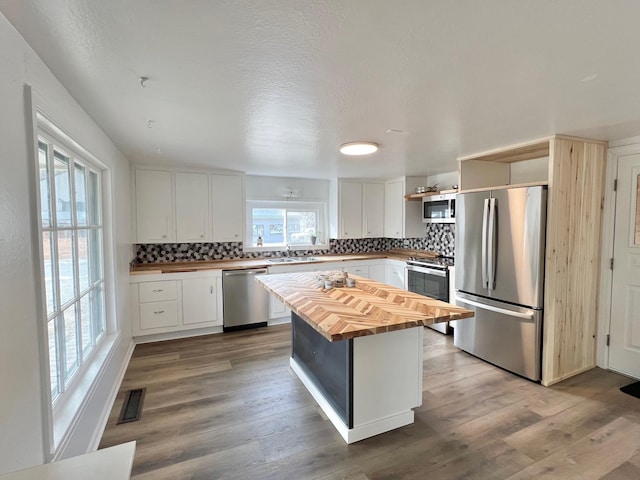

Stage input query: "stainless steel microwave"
[{"left": 422, "top": 193, "right": 456, "bottom": 223}]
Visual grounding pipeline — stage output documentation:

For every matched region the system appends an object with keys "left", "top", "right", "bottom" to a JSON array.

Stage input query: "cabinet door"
[
  {"left": 369, "top": 264, "right": 386, "bottom": 283},
  {"left": 176, "top": 173, "right": 210, "bottom": 243},
  {"left": 269, "top": 296, "right": 290, "bottom": 319},
  {"left": 339, "top": 181, "right": 363, "bottom": 238},
  {"left": 363, "top": 183, "right": 384, "bottom": 238},
  {"left": 135, "top": 170, "right": 175, "bottom": 243},
  {"left": 385, "top": 262, "right": 406, "bottom": 289},
  {"left": 343, "top": 265, "right": 370, "bottom": 278},
  {"left": 384, "top": 180, "right": 404, "bottom": 239},
  {"left": 182, "top": 277, "right": 219, "bottom": 325},
  {"left": 211, "top": 174, "right": 244, "bottom": 242}
]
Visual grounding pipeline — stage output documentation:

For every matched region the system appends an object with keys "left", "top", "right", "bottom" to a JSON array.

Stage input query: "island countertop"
[{"left": 257, "top": 271, "right": 474, "bottom": 342}]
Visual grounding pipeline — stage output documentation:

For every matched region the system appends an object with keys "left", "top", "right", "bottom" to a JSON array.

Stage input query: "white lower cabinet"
[
  {"left": 385, "top": 260, "right": 407, "bottom": 289},
  {"left": 368, "top": 263, "right": 386, "bottom": 283},
  {"left": 131, "top": 272, "right": 223, "bottom": 337},
  {"left": 182, "top": 277, "right": 221, "bottom": 325},
  {"left": 139, "top": 300, "right": 179, "bottom": 330}
]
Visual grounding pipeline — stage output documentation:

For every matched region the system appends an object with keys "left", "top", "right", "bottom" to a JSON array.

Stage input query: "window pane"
[
  {"left": 63, "top": 304, "right": 79, "bottom": 380},
  {"left": 80, "top": 293, "right": 92, "bottom": 354},
  {"left": 75, "top": 164, "right": 87, "bottom": 226},
  {"left": 57, "top": 230, "right": 76, "bottom": 306},
  {"left": 48, "top": 318, "right": 59, "bottom": 398},
  {"left": 39, "top": 142, "right": 51, "bottom": 227},
  {"left": 43, "top": 231, "right": 56, "bottom": 317},
  {"left": 53, "top": 152, "right": 73, "bottom": 227},
  {"left": 253, "top": 208, "right": 285, "bottom": 245},
  {"left": 91, "top": 284, "right": 105, "bottom": 340},
  {"left": 287, "top": 211, "right": 317, "bottom": 245},
  {"left": 89, "top": 228, "right": 103, "bottom": 283},
  {"left": 89, "top": 171, "right": 100, "bottom": 226},
  {"left": 77, "top": 230, "right": 89, "bottom": 293}
]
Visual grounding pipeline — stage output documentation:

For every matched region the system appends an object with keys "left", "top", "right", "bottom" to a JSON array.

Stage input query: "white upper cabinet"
[
  {"left": 175, "top": 173, "right": 210, "bottom": 243},
  {"left": 363, "top": 183, "right": 384, "bottom": 238},
  {"left": 135, "top": 169, "right": 175, "bottom": 243},
  {"left": 211, "top": 174, "right": 244, "bottom": 242},
  {"left": 384, "top": 179, "right": 404, "bottom": 239},
  {"left": 338, "top": 181, "right": 363, "bottom": 239}
]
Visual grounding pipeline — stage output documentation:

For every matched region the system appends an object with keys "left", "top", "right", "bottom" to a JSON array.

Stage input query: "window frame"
[
  {"left": 245, "top": 200, "right": 327, "bottom": 251},
  {"left": 33, "top": 111, "right": 115, "bottom": 456},
  {"left": 38, "top": 133, "right": 106, "bottom": 404}
]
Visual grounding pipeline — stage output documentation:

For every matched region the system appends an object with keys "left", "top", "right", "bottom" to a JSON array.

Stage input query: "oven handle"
[{"left": 406, "top": 265, "right": 447, "bottom": 277}]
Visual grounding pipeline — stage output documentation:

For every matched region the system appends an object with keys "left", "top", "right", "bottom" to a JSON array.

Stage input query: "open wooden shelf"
[
  {"left": 458, "top": 181, "right": 548, "bottom": 194},
  {"left": 404, "top": 189, "right": 458, "bottom": 201}
]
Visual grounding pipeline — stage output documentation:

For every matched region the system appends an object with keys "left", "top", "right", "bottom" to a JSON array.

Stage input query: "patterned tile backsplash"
[{"left": 134, "top": 224, "right": 455, "bottom": 264}]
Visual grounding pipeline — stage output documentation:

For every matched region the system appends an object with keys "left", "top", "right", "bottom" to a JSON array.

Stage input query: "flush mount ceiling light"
[{"left": 339, "top": 141, "right": 379, "bottom": 155}]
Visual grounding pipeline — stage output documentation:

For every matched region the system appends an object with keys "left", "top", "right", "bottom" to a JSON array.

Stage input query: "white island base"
[{"left": 290, "top": 314, "right": 424, "bottom": 444}]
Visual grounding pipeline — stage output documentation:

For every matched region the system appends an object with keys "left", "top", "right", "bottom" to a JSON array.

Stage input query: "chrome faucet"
[{"left": 285, "top": 244, "right": 291, "bottom": 257}]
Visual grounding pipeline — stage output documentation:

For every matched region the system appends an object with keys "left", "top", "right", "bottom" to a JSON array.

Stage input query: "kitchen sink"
[{"left": 266, "top": 256, "right": 322, "bottom": 263}]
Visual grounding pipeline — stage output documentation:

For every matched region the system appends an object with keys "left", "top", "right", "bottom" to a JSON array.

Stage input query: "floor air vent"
[{"left": 117, "top": 388, "right": 146, "bottom": 424}]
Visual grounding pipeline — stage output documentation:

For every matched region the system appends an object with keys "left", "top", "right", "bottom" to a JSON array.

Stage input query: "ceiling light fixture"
[
  {"left": 339, "top": 141, "right": 379, "bottom": 155},
  {"left": 139, "top": 76, "right": 149, "bottom": 88}
]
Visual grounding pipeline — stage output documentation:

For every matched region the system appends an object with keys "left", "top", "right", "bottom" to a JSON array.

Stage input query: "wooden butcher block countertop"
[
  {"left": 257, "top": 271, "right": 473, "bottom": 342},
  {"left": 130, "top": 249, "right": 439, "bottom": 275}
]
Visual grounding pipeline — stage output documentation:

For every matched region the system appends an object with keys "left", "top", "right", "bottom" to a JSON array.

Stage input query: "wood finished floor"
[{"left": 100, "top": 324, "right": 640, "bottom": 479}]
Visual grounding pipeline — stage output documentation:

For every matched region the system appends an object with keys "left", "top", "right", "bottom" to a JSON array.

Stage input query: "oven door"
[{"left": 406, "top": 265, "right": 451, "bottom": 334}]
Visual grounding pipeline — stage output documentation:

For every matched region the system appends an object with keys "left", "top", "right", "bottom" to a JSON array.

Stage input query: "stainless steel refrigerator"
[{"left": 454, "top": 185, "right": 547, "bottom": 381}]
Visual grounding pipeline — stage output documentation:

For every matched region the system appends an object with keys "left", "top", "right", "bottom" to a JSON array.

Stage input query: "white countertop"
[{"left": 0, "top": 442, "right": 135, "bottom": 480}]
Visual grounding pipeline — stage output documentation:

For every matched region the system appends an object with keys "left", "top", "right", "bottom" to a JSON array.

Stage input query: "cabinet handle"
[
  {"left": 153, "top": 310, "right": 165, "bottom": 315},
  {"left": 162, "top": 234, "right": 167, "bottom": 239},
  {"left": 152, "top": 289, "right": 164, "bottom": 292},
  {"left": 210, "top": 286, "right": 213, "bottom": 294},
  {"left": 200, "top": 234, "right": 204, "bottom": 238},
  {"left": 234, "top": 233, "right": 239, "bottom": 238}
]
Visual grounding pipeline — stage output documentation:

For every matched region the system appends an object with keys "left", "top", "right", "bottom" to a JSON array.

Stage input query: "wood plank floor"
[{"left": 100, "top": 324, "right": 640, "bottom": 479}]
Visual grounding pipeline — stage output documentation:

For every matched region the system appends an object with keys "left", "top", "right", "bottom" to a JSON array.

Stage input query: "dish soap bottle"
[{"left": 257, "top": 236, "right": 263, "bottom": 247}]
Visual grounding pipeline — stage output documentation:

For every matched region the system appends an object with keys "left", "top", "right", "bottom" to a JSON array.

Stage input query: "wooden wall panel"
[{"left": 542, "top": 139, "right": 606, "bottom": 386}]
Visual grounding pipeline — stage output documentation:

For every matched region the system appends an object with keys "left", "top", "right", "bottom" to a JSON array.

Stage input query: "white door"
[
  {"left": 363, "top": 183, "right": 384, "bottom": 238},
  {"left": 135, "top": 170, "right": 175, "bottom": 243},
  {"left": 384, "top": 180, "right": 404, "bottom": 239},
  {"left": 339, "top": 181, "right": 363, "bottom": 238},
  {"left": 182, "top": 278, "right": 219, "bottom": 325},
  {"left": 176, "top": 173, "right": 210, "bottom": 242},
  {"left": 609, "top": 153, "right": 640, "bottom": 379},
  {"left": 211, "top": 174, "right": 244, "bottom": 242}
]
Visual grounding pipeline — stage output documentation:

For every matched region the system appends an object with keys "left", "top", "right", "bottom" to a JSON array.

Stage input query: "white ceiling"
[{"left": 2, "top": 1, "right": 640, "bottom": 179}]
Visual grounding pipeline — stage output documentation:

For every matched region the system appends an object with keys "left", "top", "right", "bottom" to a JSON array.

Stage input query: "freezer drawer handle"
[{"left": 455, "top": 296, "right": 535, "bottom": 320}]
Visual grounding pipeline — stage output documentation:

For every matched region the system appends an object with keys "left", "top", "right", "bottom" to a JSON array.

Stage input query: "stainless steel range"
[{"left": 406, "top": 256, "right": 454, "bottom": 334}]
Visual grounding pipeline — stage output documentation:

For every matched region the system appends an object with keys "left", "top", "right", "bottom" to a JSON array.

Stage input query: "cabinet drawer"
[
  {"left": 138, "top": 281, "right": 178, "bottom": 303},
  {"left": 344, "top": 266, "right": 370, "bottom": 278},
  {"left": 139, "top": 301, "right": 179, "bottom": 330}
]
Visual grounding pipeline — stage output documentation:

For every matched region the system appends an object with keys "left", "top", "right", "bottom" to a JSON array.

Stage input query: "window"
[
  {"left": 247, "top": 202, "right": 325, "bottom": 248},
  {"left": 37, "top": 135, "right": 105, "bottom": 402}
]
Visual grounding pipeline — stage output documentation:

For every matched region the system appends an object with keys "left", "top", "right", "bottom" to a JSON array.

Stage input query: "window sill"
[{"left": 52, "top": 332, "right": 120, "bottom": 455}]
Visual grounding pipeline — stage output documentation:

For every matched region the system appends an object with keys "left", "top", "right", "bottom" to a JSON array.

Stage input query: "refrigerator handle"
[
  {"left": 481, "top": 198, "right": 489, "bottom": 288},
  {"left": 488, "top": 197, "right": 497, "bottom": 290},
  {"left": 455, "top": 295, "right": 535, "bottom": 320}
]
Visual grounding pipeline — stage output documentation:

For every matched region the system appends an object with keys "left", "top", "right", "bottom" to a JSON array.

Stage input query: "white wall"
[
  {"left": 0, "top": 13, "right": 133, "bottom": 472},
  {"left": 245, "top": 175, "right": 330, "bottom": 202}
]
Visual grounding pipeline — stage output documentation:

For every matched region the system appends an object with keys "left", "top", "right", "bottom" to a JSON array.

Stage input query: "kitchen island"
[{"left": 256, "top": 272, "right": 473, "bottom": 443}]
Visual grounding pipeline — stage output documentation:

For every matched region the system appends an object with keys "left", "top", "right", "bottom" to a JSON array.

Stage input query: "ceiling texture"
[{"left": 2, "top": 0, "right": 640, "bottom": 179}]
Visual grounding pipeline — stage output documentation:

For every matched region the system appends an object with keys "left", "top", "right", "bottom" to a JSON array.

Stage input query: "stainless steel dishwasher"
[{"left": 222, "top": 268, "right": 269, "bottom": 332}]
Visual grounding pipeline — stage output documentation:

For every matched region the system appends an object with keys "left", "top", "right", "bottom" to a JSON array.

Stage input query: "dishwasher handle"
[{"left": 223, "top": 269, "right": 268, "bottom": 276}]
